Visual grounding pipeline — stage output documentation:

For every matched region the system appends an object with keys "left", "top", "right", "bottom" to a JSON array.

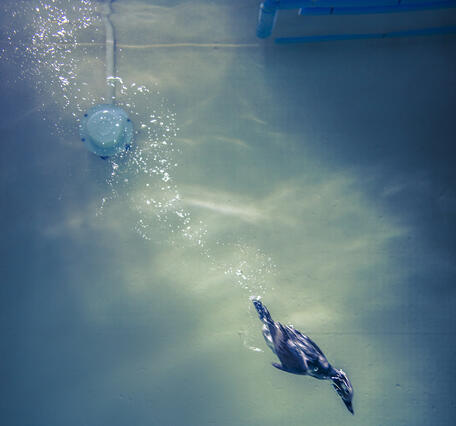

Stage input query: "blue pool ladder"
[{"left": 256, "top": 0, "right": 456, "bottom": 43}]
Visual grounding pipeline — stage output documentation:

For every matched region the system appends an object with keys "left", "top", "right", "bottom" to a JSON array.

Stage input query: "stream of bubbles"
[{"left": 1, "top": 0, "right": 277, "bottom": 351}]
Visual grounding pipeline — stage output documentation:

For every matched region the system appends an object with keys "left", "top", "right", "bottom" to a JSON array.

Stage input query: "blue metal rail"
[
  {"left": 256, "top": 0, "right": 456, "bottom": 41},
  {"left": 276, "top": 24, "right": 456, "bottom": 43}
]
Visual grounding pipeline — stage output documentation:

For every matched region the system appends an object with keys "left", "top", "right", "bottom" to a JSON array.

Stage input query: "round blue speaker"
[{"left": 80, "top": 104, "right": 134, "bottom": 157}]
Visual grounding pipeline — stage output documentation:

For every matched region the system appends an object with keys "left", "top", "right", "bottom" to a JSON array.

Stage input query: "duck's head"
[{"left": 331, "top": 369, "right": 354, "bottom": 414}]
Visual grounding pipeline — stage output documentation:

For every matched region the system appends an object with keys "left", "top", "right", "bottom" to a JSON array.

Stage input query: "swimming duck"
[{"left": 252, "top": 299, "right": 354, "bottom": 414}]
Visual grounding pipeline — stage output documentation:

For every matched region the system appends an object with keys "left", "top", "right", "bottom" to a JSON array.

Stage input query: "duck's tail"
[{"left": 252, "top": 299, "right": 274, "bottom": 325}]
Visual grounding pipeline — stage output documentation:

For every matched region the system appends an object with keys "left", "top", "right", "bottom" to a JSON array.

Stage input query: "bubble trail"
[
  {"left": 97, "top": 81, "right": 277, "bottom": 301},
  {"left": 1, "top": 0, "right": 277, "bottom": 307}
]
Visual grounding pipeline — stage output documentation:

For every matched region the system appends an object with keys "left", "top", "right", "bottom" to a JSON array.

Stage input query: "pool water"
[{"left": 1, "top": 1, "right": 456, "bottom": 425}]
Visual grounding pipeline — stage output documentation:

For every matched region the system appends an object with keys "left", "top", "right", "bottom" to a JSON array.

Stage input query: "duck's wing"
[
  {"left": 285, "top": 326, "right": 330, "bottom": 370},
  {"left": 271, "top": 323, "right": 308, "bottom": 373}
]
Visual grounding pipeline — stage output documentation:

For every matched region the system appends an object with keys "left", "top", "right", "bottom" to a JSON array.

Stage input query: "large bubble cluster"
[{"left": 1, "top": 0, "right": 96, "bottom": 93}]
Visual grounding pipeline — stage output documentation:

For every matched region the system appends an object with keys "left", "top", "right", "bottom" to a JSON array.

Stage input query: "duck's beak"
[{"left": 343, "top": 399, "right": 354, "bottom": 415}]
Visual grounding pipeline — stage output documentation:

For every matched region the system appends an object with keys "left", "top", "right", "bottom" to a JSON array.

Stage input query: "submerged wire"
[{"left": 100, "top": 0, "right": 115, "bottom": 103}]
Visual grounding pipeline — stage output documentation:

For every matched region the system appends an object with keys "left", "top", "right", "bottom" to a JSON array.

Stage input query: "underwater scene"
[{"left": 1, "top": 1, "right": 456, "bottom": 425}]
